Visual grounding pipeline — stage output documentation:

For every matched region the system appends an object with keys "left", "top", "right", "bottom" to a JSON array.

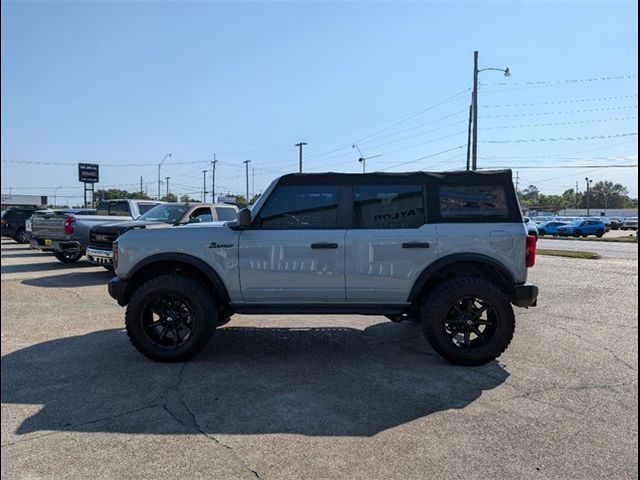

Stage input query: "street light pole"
[
  {"left": 211, "top": 153, "right": 218, "bottom": 203},
  {"left": 471, "top": 51, "right": 479, "bottom": 171},
  {"left": 54, "top": 186, "right": 62, "bottom": 207},
  {"left": 165, "top": 177, "right": 170, "bottom": 200},
  {"left": 158, "top": 153, "right": 171, "bottom": 200},
  {"left": 585, "top": 177, "right": 593, "bottom": 216},
  {"left": 470, "top": 51, "right": 510, "bottom": 171},
  {"left": 295, "top": 142, "right": 307, "bottom": 173},
  {"left": 244, "top": 160, "right": 251, "bottom": 205}
]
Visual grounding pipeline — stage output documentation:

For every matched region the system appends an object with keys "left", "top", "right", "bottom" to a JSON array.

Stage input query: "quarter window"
[
  {"left": 353, "top": 184, "right": 424, "bottom": 228},
  {"left": 258, "top": 185, "right": 339, "bottom": 229},
  {"left": 439, "top": 185, "right": 508, "bottom": 219}
]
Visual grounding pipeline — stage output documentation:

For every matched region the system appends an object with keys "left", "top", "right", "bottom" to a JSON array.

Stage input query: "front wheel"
[
  {"left": 125, "top": 274, "right": 217, "bottom": 362},
  {"left": 420, "top": 277, "right": 515, "bottom": 366},
  {"left": 573, "top": 230, "right": 581, "bottom": 238},
  {"left": 596, "top": 230, "right": 604, "bottom": 238},
  {"left": 54, "top": 250, "right": 83, "bottom": 263}
]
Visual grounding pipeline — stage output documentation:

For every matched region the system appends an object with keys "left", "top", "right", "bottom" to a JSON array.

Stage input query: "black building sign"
[{"left": 78, "top": 163, "right": 99, "bottom": 183}]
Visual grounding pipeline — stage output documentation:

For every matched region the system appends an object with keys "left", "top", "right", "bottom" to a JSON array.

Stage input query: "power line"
[
  {"left": 482, "top": 94, "right": 638, "bottom": 108},
  {"left": 482, "top": 132, "right": 637, "bottom": 144},
  {"left": 480, "top": 116, "right": 637, "bottom": 130},
  {"left": 482, "top": 105, "right": 637, "bottom": 118},
  {"left": 480, "top": 73, "right": 637, "bottom": 93}
]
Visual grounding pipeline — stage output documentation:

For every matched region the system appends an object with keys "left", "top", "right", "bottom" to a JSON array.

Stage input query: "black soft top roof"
[{"left": 278, "top": 169, "right": 514, "bottom": 186}]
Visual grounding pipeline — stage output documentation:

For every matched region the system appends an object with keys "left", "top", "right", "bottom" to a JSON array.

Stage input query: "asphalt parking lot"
[{"left": 1, "top": 238, "right": 637, "bottom": 479}]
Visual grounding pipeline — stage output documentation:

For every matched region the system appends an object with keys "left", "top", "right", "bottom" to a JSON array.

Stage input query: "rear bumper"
[
  {"left": 108, "top": 277, "right": 128, "bottom": 306},
  {"left": 87, "top": 247, "right": 113, "bottom": 266},
  {"left": 511, "top": 283, "right": 538, "bottom": 308}
]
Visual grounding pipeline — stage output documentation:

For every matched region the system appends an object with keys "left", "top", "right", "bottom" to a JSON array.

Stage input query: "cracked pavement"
[{"left": 1, "top": 238, "right": 638, "bottom": 479}]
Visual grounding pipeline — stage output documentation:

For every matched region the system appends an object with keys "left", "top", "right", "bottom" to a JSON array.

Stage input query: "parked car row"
[{"left": 526, "top": 215, "right": 639, "bottom": 238}]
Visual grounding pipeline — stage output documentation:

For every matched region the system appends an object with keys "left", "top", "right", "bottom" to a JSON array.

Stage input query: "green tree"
[
  {"left": 179, "top": 194, "right": 200, "bottom": 203},
  {"left": 160, "top": 193, "right": 178, "bottom": 202}
]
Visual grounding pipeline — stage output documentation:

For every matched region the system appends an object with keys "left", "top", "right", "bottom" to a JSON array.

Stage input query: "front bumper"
[
  {"left": 87, "top": 247, "right": 113, "bottom": 266},
  {"left": 108, "top": 277, "right": 128, "bottom": 306},
  {"left": 511, "top": 283, "right": 539, "bottom": 308}
]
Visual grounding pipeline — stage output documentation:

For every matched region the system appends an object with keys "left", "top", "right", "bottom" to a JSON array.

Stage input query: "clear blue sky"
[{"left": 1, "top": 0, "right": 638, "bottom": 205}]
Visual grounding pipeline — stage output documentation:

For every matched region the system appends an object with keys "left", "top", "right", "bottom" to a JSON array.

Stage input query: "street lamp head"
[
  {"left": 358, "top": 157, "right": 364, "bottom": 163},
  {"left": 503, "top": 67, "right": 511, "bottom": 77}
]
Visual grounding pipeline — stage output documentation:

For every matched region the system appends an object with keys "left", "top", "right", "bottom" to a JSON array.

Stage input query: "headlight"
[{"left": 112, "top": 241, "right": 119, "bottom": 270}]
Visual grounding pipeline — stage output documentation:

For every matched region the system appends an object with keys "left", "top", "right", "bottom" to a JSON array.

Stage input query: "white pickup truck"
[{"left": 31, "top": 199, "right": 161, "bottom": 263}]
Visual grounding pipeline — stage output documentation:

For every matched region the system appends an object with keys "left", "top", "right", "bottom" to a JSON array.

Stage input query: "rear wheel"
[
  {"left": 13, "top": 228, "right": 27, "bottom": 244},
  {"left": 596, "top": 230, "right": 605, "bottom": 238},
  {"left": 420, "top": 277, "right": 515, "bottom": 366},
  {"left": 54, "top": 250, "right": 83, "bottom": 263},
  {"left": 125, "top": 274, "right": 217, "bottom": 362},
  {"left": 573, "top": 230, "right": 581, "bottom": 238}
]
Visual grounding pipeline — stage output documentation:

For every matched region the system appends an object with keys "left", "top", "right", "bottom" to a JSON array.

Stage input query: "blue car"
[
  {"left": 537, "top": 221, "right": 568, "bottom": 237},
  {"left": 556, "top": 220, "right": 606, "bottom": 238}
]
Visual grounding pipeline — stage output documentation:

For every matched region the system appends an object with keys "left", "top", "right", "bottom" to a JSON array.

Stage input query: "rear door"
[
  {"left": 345, "top": 183, "right": 437, "bottom": 303},
  {"left": 238, "top": 184, "right": 346, "bottom": 303}
]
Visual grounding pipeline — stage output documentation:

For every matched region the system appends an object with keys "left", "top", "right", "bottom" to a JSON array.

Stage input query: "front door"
[{"left": 238, "top": 184, "right": 346, "bottom": 303}]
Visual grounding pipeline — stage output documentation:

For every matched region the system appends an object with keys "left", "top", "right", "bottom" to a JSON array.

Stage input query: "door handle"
[
  {"left": 310, "top": 242, "right": 338, "bottom": 249},
  {"left": 402, "top": 242, "right": 430, "bottom": 248}
]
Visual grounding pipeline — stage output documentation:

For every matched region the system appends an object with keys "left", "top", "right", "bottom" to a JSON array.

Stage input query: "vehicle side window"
[
  {"left": 110, "top": 201, "right": 130, "bottom": 216},
  {"left": 353, "top": 184, "right": 424, "bottom": 229},
  {"left": 258, "top": 185, "right": 339, "bottom": 229},
  {"left": 439, "top": 185, "right": 508, "bottom": 220},
  {"left": 137, "top": 203, "right": 156, "bottom": 215},
  {"left": 215, "top": 207, "right": 237, "bottom": 221},
  {"left": 190, "top": 208, "right": 213, "bottom": 223}
]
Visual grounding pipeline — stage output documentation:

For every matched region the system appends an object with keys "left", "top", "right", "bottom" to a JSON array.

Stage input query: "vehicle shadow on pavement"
[
  {"left": 1, "top": 261, "right": 97, "bottom": 275},
  {"left": 2, "top": 323, "right": 509, "bottom": 438},
  {"left": 0, "top": 251, "right": 53, "bottom": 259},
  {"left": 21, "top": 271, "right": 112, "bottom": 288}
]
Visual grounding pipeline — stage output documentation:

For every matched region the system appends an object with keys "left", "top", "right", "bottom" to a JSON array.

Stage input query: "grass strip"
[
  {"left": 537, "top": 249, "right": 601, "bottom": 260},
  {"left": 539, "top": 235, "right": 637, "bottom": 243}
]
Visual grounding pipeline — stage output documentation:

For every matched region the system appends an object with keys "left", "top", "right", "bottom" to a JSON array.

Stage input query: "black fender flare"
[
  {"left": 407, "top": 253, "right": 517, "bottom": 303},
  {"left": 126, "top": 252, "right": 230, "bottom": 303}
]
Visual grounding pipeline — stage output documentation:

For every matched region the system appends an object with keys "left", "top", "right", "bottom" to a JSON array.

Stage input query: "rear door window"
[
  {"left": 439, "top": 185, "right": 509, "bottom": 220},
  {"left": 353, "top": 184, "right": 424, "bottom": 228}
]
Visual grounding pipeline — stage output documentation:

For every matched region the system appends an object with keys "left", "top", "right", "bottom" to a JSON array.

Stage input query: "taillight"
[
  {"left": 64, "top": 216, "right": 76, "bottom": 235},
  {"left": 526, "top": 234, "right": 537, "bottom": 267}
]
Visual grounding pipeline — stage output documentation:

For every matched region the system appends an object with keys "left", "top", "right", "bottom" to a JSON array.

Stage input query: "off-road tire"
[
  {"left": 420, "top": 277, "right": 515, "bottom": 366},
  {"left": 54, "top": 250, "right": 83, "bottom": 263},
  {"left": 125, "top": 274, "right": 217, "bottom": 362}
]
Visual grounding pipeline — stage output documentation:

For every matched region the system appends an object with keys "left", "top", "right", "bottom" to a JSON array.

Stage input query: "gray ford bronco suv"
[{"left": 108, "top": 170, "right": 538, "bottom": 366}]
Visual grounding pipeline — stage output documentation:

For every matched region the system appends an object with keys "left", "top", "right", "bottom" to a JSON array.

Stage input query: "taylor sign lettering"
[{"left": 78, "top": 163, "right": 99, "bottom": 183}]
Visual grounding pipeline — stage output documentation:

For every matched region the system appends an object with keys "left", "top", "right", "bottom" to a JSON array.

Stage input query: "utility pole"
[
  {"left": 165, "top": 177, "right": 170, "bottom": 200},
  {"left": 466, "top": 104, "right": 473, "bottom": 170},
  {"left": 158, "top": 153, "right": 171, "bottom": 200},
  {"left": 252, "top": 167, "right": 255, "bottom": 201},
  {"left": 470, "top": 51, "right": 510, "bottom": 171},
  {"left": 243, "top": 160, "right": 251, "bottom": 206},
  {"left": 585, "top": 177, "right": 593, "bottom": 216},
  {"left": 211, "top": 153, "right": 218, "bottom": 203},
  {"left": 295, "top": 142, "right": 307, "bottom": 173},
  {"left": 471, "top": 51, "right": 479, "bottom": 171},
  {"left": 202, "top": 170, "right": 207, "bottom": 203},
  {"left": 140, "top": 176, "right": 143, "bottom": 197},
  {"left": 514, "top": 171, "right": 520, "bottom": 192},
  {"left": 575, "top": 181, "right": 579, "bottom": 209}
]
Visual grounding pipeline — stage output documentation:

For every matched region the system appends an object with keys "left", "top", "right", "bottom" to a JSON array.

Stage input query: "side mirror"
[{"left": 237, "top": 208, "right": 252, "bottom": 228}]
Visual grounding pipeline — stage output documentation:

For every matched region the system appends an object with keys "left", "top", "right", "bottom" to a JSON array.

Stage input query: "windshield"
[{"left": 139, "top": 204, "right": 191, "bottom": 223}]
